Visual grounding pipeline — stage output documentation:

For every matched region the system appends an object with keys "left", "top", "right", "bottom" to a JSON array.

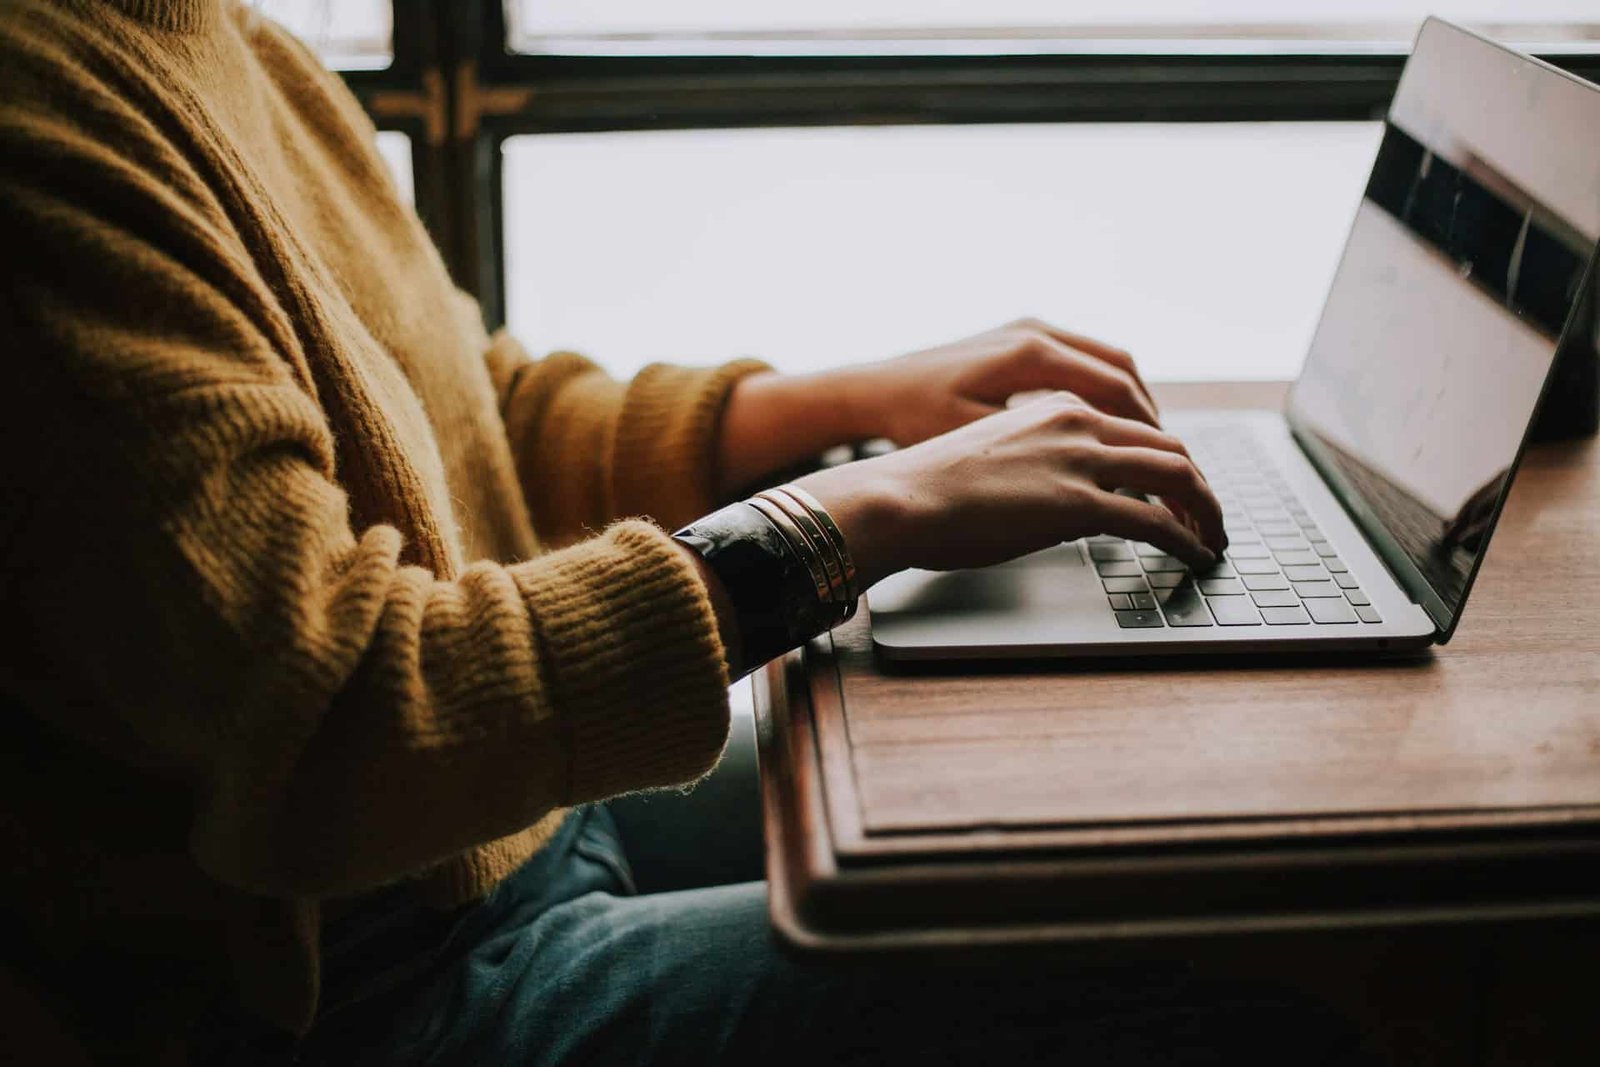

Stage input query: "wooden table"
[{"left": 753, "top": 381, "right": 1600, "bottom": 1057}]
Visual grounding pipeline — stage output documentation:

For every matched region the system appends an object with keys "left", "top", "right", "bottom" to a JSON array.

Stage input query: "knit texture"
[{"left": 0, "top": 0, "right": 768, "bottom": 1043}]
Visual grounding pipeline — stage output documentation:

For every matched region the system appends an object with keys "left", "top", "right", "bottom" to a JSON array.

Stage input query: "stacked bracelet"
[
  {"left": 752, "top": 486, "right": 859, "bottom": 623},
  {"left": 672, "top": 484, "right": 860, "bottom": 671}
]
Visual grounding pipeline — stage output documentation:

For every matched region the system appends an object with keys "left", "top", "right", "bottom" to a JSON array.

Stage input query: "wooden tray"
[{"left": 755, "top": 384, "right": 1600, "bottom": 953}]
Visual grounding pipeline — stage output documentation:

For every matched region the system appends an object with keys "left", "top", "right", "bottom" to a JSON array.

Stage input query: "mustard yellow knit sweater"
[{"left": 0, "top": 0, "right": 765, "bottom": 1040}]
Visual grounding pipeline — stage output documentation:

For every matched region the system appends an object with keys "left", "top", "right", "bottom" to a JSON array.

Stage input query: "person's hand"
[
  {"left": 836, "top": 318, "right": 1159, "bottom": 447},
  {"left": 714, "top": 318, "right": 1158, "bottom": 496},
  {"left": 793, "top": 392, "right": 1225, "bottom": 590}
]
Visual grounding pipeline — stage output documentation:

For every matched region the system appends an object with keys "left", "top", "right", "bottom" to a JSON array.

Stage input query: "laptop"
[{"left": 870, "top": 18, "right": 1600, "bottom": 662}]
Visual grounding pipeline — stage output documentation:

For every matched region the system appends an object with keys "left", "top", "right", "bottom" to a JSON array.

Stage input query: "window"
[
  {"left": 284, "top": 2, "right": 1599, "bottom": 381},
  {"left": 504, "top": 122, "right": 1379, "bottom": 380},
  {"left": 374, "top": 131, "right": 415, "bottom": 205},
  {"left": 507, "top": 1, "right": 1600, "bottom": 55}
]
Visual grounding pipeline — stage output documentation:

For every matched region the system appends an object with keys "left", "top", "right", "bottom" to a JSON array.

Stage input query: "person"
[{"left": 0, "top": 3, "right": 1365, "bottom": 1063}]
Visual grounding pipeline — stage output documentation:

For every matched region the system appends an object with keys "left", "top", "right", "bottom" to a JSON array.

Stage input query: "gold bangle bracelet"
[
  {"left": 774, "top": 484, "right": 859, "bottom": 604},
  {"left": 765, "top": 486, "right": 858, "bottom": 625},
  {"left": 746, "top": 496, "right": 832, "bottom": 604},
  {"left": 757, "top": 489, "right": 847, "bottom": 605}
]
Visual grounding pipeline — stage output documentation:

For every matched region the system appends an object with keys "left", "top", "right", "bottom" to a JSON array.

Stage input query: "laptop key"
[
  {"left": 1333, "top": 572, "right": 1360, "bottom": 589},
  {"left": 1261, "top": 605, "right": 1312, "bottom": 625},
  {"left": 1232, "top": 558, "right": 1281, "bottom": 575},
  {"left": 1242, "top": 573, "right": 1291, "bottom": 591},
  {"left": 1132, "top": 542, "right": 1169, "bottom": 557},
  {"left": 1103, "top": 576, "right": 1149, "bottom": 593},
  {"left": 1129, "top": 592, "right": 1158, "bottom": 610},
  {"left": 1265, "top": 535, "right": 1310, "bottom": 551},
  {"left": 1096, "top": 560, "right": 1143, "bottom": 578},
  {"left": 1207, "top": 596, "right": 1264, "bottom": 626},
  {"left": 1115, "top": 609, "right": 1165, "bottom": 629},
  {"left": 1274, "top": 550, "right": 1321, "bottom": 567},
  {"left": 1198, "top": 578, "right": 1245, "bottom": 596},
  {"left": 1292, "top": 580, "right": 1343, "bottom": 598},
  {"left": 1324, "top": 557, "right": 1350, "bottom": 573},
  {"left": 1306, "top": 598, "right": 1358, "bottom": 624},
  {"left": 1312, "top": 542, "right": 1339, "bottom": 558},
  {"left": 1355, "top": 605, "right": 1384, "bottom": 623},
  {"left": 1141, "top": 555, "right": 1189, "bottom": 573},
  {"left": 1146, "top": 571, "right": 1186, "bottom": 589},
  {"left": 1107, "top": 593, "right": 1133, "bottom": 610},
  {"left": 1256, "top": 522, "right": 1300, "bottom": 537},
  {"left": 1298, "top": 524, "right": 1324, "bottom": 541},
  {"left": 1344, "top": 588, "right": 1371, "bottom": 606},
  {"left": 1282, "top": 564, "right": 1327, "bottom": 581},
  {"left": 1161, "top": 587, "right": 1214, "bottom": 627},
  {"left": 1251, "top": 589, "right": 1300, "bottom": 608},
  {"left": 1089, "top": 543, "right": 1135, "bottom": 561},
  {"left": 1226, "top": 543, "right": 1272, "bottom": 559}
]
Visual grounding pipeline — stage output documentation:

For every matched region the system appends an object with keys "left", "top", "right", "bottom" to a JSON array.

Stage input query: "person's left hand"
[
  {"left": 716, "top": 318, "right": 1160, "bottom": 498},
  {"left": 836, "top": 318, "right": 1159, "bottom": 447}
]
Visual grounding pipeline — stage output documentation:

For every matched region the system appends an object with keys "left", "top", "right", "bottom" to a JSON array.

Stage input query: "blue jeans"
[{"left": 281, "top": 805, "right": 1367, "bottom": 1066}]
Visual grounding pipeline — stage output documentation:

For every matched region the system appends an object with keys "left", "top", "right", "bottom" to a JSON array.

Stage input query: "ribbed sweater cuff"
[
  {"left": 612, "top": 358, "right": 772, "bottom": 530},
  {"left": 513, "top": 520, "right": 731, "bottom": 801}
]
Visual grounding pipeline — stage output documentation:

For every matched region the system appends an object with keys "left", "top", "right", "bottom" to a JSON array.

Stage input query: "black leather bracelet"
[{"left": 673, "top": 502, "right": 843, "bottom": 672}]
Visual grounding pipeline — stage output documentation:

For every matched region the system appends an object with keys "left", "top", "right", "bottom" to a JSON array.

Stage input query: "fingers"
[
  {"left": 1012, "top": 317, "right": 1158, "bottom": 415},
  {"left": 1086, "top": 413, "right": 1194, "bottom": 464},
  {"left": 1026, "top": 397, "right": 1222, "bottom": 553},
  {"left": 1088, "top": 446, "right": 1227, "bottom": 554},
  {"left": 1090, "top": 491, "right": 1216, "bottom": 569},
  {"left": 1023, "top": 335, "right": 1160, "bottom": 428}
]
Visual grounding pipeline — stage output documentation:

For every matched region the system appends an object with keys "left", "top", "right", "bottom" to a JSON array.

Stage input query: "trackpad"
[{"left": 869, "top": 545, "right": 1088, "bottom": 619}]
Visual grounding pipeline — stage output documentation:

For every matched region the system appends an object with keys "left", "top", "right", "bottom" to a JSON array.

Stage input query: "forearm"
[{"left": 715, "top": 368, "right": 877, "bottom": 497}]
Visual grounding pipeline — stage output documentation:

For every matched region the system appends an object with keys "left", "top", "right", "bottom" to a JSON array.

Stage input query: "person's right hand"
[{"left": 793, "top": 391, "right": 1226, "bottom": 590}]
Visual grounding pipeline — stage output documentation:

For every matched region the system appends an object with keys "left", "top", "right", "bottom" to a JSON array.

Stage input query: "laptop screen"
[{"left": 1285, "top": 18, "right": 1600, "bottom": 637}]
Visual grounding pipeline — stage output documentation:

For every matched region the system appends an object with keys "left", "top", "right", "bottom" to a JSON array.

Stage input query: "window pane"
[
  {"left": 503, "top": 123, "right": 1380, "bottom": 383},
  {"left": 508, "top": 1, "right": 1599, "bottom": 54},
  {"left": 374, "top": 131, "right": 413, "bottom": 205},
  {"left": 258, "top": 0, "right": 392, "bottom": 70}
]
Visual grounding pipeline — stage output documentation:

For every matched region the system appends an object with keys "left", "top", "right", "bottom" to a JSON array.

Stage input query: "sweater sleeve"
[
  {"left": 480, "top": 325, "right": 771, "bottom": 546},
  {"left": 0, "top": 71, "right": 730, "bottom": 899}
]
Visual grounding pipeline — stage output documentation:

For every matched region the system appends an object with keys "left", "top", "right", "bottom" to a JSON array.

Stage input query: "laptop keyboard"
[{"left": 1090, "top": 427, "right": 1383, "bottom": 629}]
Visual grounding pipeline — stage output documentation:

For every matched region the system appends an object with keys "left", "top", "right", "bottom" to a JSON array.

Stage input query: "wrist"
[
  {"left": 756, "top": 366, "right": 885, "bottom": 442},
  {"left": 718, "top": 369, "right": 871, "bottom": 496},
  {"left": 791, "top": 459, "right": 909, "bottom": 591},
  {"left": 813, "top": 363, "right": 888, "bottom": 443}
]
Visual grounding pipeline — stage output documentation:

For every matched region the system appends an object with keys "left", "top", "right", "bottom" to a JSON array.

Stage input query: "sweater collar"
[{"left": 98, "top": 0, "right": 221, "bottom": 33}]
